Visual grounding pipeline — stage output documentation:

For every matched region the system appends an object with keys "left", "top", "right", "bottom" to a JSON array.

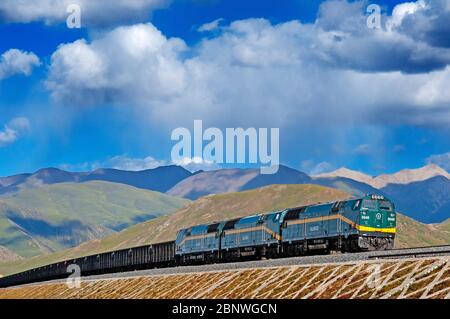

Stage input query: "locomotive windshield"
[
  {"left": 379, "top": 200, "right": 394, "bottom": 211},
  {"left": 362, "top": 199, "right": 377, "bottom": 210}
]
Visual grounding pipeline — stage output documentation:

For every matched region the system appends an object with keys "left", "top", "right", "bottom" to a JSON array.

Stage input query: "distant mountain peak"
[
  {"left": 421, "top": 163, "right": 450, "bottom": 175},
  {"left": 34, "top": 167, "right": 66, "bottom": 174},
  {"left": 316, "top": 167, "right": 371, "bottom": 177},
  {"left": 372, "top": 164, "right": 450, "bottom": 188},
  {"left": 315, "top": 167, "right": 374, "bottom": 185},
  {"left": 155, "top": 164, "right": 185, "bottom": 170},
  {"left": 314, "top": 164, "right": 450, "bottom": 189},
  {"left": 167, "top": 164, "right": 310, "bottom": 200}
]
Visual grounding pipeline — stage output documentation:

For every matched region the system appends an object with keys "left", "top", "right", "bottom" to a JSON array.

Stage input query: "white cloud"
[
  {"left": 426, "top": 152, "right": 450, "bottom": 171},
  {"left": 0, "top": 117, "right": 30, "bottom": 147},
  {"left": 0, "top": 49, "right": 40, "bottom": 80},
  {"left": 198, "top": 18, "right": 224, "bottom": 32},
  {"left": 60, "top": 155, "right": 220, "bottom": 173},
  {"left": 300, "top": 160, "right": 335, "bottom": 175},
  {"left": 353, "top": 144, "right": 372, "bottom": 155},
  {"left": 0, "top": 0, "right": 168, "bottom": 27},
  {"left": 392, "top": 0, "right": 450, "bottom": 49},
  {"left": 387, "top": 0, "right": 427, "bottom": 31},
  {"left": 172, "top": 157, "right": 220, "bottom": 172},
  {"left": 60, "top": 155, "right": 167, "bottom": 172},
  {"left": 46, "top": 23, "right": 187, "bottom": 105},
  {"left": 45, "top": 0, "right": 450, "bottom": 133},
  {"left": 106, "top": 155, "right": 167, "bottom": 171}
]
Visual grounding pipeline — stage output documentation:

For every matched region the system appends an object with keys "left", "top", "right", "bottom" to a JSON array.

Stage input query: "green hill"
[
  {"left": 0, "top": 181, "right": 190, "bottom": 258},
  {"left": 0, "top": 184, "right": 449, "bottom": 277}
]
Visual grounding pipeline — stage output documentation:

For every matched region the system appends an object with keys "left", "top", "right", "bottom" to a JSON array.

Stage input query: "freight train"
[{"left": 0, "top": 194, "right": 396, "bottom": 288}]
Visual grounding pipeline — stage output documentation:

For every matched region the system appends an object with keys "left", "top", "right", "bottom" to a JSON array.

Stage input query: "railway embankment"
[{"left": 1, "top": 256, "right": 449, "bottom": 299}]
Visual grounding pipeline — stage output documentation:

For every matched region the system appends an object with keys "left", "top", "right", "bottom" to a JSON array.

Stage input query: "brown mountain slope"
[
  {"left": 0, "top": 184, "right": 449, "bottom": 277},
  {"left": 315, "top": 168, "right": 374, "bottom": 185},
  {"left": 167, "top": 165, "right": 311, "bottom": 200},
  {"left": 373, "top": 164, "right": 450, "bottom": 188}
]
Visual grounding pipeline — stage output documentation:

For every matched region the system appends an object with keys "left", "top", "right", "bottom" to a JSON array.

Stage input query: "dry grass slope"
[{"left": 395, "top": 214, "right": 450, "bottom": 248}]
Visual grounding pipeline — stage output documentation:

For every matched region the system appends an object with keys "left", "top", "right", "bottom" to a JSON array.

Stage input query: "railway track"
[
  {"left": 8, "top": 245, "right": 450, "bottom": 288},
  {"left": 368, "top": 244, "right": 450, "bottom": 259}
]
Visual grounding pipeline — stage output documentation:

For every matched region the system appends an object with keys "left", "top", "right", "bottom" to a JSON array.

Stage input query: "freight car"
[
  {"left": 0, "top": 194, "right": 396, "bottom": 288},
  {"left": 0, "top": 241, "right": 175, "bottom": 288}
]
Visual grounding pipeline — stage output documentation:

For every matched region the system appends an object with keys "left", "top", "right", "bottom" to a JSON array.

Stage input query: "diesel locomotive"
[
  {"left": 0, "top": 194, "right": 396, "bottom": 288},
  {"left": 175, "top": 194, "right": 396, "bottom": 264}
]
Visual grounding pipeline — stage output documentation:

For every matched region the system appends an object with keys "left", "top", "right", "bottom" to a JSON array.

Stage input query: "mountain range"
[
  {"left": 1, "top": 163, "right": 449, "bottom": 224},
  {"left": 316, "top": 164, "right": 450, "bottom": 189},
  {"left": 167, "top": 164, "right": 450, "bottom": 223},
  {"left": 167, "top": 165, "right": 311, "bottom": 199},
  {"left": 315, "top": 164, "right": 450, "bottom": 223},
  {"left": 0, "top": 165, "right": 192, "bottom": 196}
]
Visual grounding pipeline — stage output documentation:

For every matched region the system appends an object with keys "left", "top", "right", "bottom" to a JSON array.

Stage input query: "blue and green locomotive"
[{"left": 175, "top": 194, "right": 396, "bottom": 264}]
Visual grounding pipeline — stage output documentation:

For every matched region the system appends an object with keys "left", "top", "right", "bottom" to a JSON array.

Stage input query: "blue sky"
[{"left": 1, "top": 0, "right": 450, "bottom": 177}]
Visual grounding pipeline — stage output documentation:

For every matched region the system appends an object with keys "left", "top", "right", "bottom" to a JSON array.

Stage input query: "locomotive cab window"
[
  {"left": 379, "top": 200, "right": 393, "bottom": 211},
  {"left": 257, "top": 215, "right": 267, "bottom": 224},
  {"left": 362, "top": 200, "right": 378, "bottom": 210}
]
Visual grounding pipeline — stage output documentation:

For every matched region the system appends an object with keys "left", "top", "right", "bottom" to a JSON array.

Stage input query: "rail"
[{"left": 368, "top": 245, "right": 450, "bottom": 259}]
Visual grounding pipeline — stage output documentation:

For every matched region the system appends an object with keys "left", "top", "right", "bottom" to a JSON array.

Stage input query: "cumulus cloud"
[
  {"left": 106, "top": 155, "right": 167, "bottom": 171},
  {"left": 393, "top": 0, "right": 450, "bottom": 48},
  {"left": 0, "top": 117, "right": 30, "bottom": 147},
  {"left": 46, "top": 23, "right": 187, "bottom": 105},
  {"left": 0, "top": 0, "right": 168, "bottom": 27},
  {"left": 316, "top": 0, "right": 450, "bottom": 73},
  {"left": 172, "top": 157, "right": 221, "bottom": 172},
  {"left": 0, "top": 49, "right": 40, "bottom": 80},
  {"left": 426, "top": 152, "right": 450, "bottom": 171},
  {"left": 45, "top": 0, "right": 450, "bottom": 132},
  {"left": 386, "top": 0, "right": 427, "bottom": 31},
  {"left": 198, "top": 18, "right": 224, "bottom": 32}
]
